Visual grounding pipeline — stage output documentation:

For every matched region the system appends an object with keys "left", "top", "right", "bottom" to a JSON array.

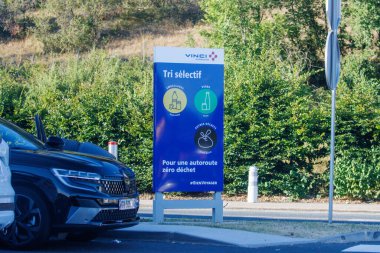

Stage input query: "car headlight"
[{"left": 52, "top": 168, "right": 102, "bottom": 192}]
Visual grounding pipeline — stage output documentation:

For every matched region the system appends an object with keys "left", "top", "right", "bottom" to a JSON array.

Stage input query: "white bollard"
[
  {"left": 247, "top": 166, "right": 259, "bottom": 203},
  {"left": 108, "top": 141, "right": 118, "bottom": 160}
]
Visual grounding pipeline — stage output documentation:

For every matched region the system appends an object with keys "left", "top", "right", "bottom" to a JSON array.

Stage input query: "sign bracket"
[{"left": 153, "top": 192, "right": 223, "bottom": 223}]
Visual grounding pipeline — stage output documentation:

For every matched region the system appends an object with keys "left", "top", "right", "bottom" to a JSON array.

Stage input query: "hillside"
[
  {"left": 0, "top": 1, "right": 205, "bottom": 63},
  {"left": 0, "top": 24, "right": 206, "bottom": 64}
]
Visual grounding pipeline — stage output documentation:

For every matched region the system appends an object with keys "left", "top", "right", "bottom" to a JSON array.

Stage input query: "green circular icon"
[{"left": 194, "top": 89, "right": 217, "bottom": 114}]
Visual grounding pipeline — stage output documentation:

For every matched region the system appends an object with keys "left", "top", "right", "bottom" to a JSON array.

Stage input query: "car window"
[{"left": 0, "top": 124, "right": 39, "bottom": 150}]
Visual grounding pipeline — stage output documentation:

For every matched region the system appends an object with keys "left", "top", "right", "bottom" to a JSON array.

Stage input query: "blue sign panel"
[{"left": 153, "top": 47, "right": 224, "bottom": 192}]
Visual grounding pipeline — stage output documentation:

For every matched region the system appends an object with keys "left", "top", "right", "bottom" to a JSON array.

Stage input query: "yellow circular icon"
[{"left": 163, "top": 88, "right": 187, "bottom": 114}]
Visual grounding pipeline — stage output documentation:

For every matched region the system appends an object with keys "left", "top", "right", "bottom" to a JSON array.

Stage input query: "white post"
[
  {"left": 108, "top": 141, "right": 118, "bottom": 160},
  {"left": 247, "top": 166, "right": 259, "bottom": 203}
]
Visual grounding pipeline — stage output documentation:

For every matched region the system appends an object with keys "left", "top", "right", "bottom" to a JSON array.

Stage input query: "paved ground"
[
  {"left": 136, "top": 199, "right": 380, "bottom": 249},
  {"left": 3, "top": 232, "right": 379, "bottom": 253},
  {"left": 123, "top": 223, "right": 313, "bottom": 247},
  {"left": 1, "top": 200, "right": 379, "bottom": 252}
]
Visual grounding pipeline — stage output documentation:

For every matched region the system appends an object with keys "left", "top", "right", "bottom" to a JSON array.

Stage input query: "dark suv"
[{"left": 0, "top": 118, "right": 139, "bottom": 249}]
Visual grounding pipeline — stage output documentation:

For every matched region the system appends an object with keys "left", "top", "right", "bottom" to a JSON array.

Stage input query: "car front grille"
[
  {"left": 101, "top": 178, "right": 125, "bottom": 196},
  {"left": 91, "top": 208, "right": 138, "bottom": 223},
  {"left": 100, "top": 177, "right": 137, "bottom": 196}
]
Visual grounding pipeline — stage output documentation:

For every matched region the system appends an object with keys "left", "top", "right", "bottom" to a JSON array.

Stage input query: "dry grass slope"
[{"left": 0, "top": 24, "right": 207, "bottom": 64}]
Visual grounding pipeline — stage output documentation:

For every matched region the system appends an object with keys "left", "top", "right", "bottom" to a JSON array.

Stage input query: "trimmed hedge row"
[
  {"left": 0, "top": 50, "right": 379, "bottom": 199},
  {"left": 335, "top": 147, "right": 380, "bottom": 200}
]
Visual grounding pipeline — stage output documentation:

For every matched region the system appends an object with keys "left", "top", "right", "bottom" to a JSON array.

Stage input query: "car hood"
[{"left": 10, "top": 149, "right": 134, "bottom": 177}]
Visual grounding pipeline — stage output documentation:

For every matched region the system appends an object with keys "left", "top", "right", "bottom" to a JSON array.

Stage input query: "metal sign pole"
[
  {"left": 328, "top": 89, "right": 336, "bottom": 223},
  {"left": 325, "top": 0, "right": 341, "bottom": 224}
]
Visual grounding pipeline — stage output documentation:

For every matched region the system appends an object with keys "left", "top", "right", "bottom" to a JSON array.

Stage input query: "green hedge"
[
  {"left": 335, "top": 147, "right": 380, "bottom": 200},
  {"left": 0, "top": 49, "right": 379, "bottom": 199},
  {"left": 1, "top": 52, "right": 154, "bottom": 192},
  {"left": 0, "top": 0, "right": 379, "bottom": 199}
]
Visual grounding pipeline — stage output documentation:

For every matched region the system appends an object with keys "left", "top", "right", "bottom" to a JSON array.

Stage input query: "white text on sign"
[{"left": 163, "top": 70, "right": 202, "bottom": 79}]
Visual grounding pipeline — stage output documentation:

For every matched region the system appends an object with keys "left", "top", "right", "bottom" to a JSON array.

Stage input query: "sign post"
[
  {"left": 325, "top": 0, "right": 341, "bottom": 224},
  {"left": 153, "top": 47, "right": 224, "bottom": 223}
]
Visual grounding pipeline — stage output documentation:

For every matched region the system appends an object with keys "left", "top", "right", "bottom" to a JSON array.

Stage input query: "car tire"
[
  {"left": 65, "top": 231, "right": 99, "bottom": 242},
  {"left": 0, "top": 186, "right": 51, "bottom": 249}
]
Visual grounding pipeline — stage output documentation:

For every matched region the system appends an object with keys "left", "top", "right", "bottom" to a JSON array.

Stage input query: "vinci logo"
[
  {"left": 209, "top": 51, "right": 218, "bottom": 61},
  {"left": 185, "top": 52, "right": 218, "bottom": 61}
]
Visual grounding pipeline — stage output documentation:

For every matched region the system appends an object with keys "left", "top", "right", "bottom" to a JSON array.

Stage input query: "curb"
[
  {"left": 320, "top": 231, "right": 380, "bottom": 243},
  {"left": 237, "top": 239, "right": 317, "bottom": 249}
]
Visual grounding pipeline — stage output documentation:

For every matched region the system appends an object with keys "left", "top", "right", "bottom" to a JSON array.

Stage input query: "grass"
[
  {"left": 142, "top": 218, "right": 380, "bottom": 239},
  {"left": 0, "top": 24, "right": 207, "bottom": 65},
  {"left": 0, "top": 36, "right": 43, "bottom": 63},
  {"left": 204, "top": 220, "right": 380, "bottom": 239},
  {"left": 105, "top": 24, "right": 207, "bottom": 60}
]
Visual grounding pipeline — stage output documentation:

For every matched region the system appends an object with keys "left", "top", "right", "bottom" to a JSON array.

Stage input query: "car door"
[{"left": 0, "top": 138, "right": 15, "bottom": 229}]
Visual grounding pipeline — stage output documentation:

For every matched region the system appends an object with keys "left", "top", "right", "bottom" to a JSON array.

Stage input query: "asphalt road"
[{"left": 0, "top": 230, "right": 379, "bottom": 253}]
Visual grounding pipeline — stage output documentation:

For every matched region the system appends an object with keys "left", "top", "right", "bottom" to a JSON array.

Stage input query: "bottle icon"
[
  {"left": 195, "top": 89, "right": 217, "bottom": 114},
  {"left": 169, "top": 91, "right": 182, "bottom": 110},
  {"left": 201, "top": 92, "right": 210, "bottom": 111}
]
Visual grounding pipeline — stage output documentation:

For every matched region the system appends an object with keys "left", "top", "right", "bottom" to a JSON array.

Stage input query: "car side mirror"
[{"left": 46, "top": 136, "right": 64, "bottom": 149}]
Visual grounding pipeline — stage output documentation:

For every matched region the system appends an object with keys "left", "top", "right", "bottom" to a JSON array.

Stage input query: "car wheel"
[
  {"left": 0, "top": 186, "right": 51, "bottom": 249},
  {"left": 66, "top": 231, "right": 99, "bottom": 242}
]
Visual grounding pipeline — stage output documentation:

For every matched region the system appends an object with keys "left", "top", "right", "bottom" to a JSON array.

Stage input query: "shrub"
[
  {"left": 224, "top": 166, "right": 248, "bottom": 195},
  {"left": 0, "top": 0, "right": 36, "bottom": 39},
  {"left": 33, "top": 0, "right": 120, "bottom": 53},
  {"left": 0, "top": 64, "right": 32, "bottom": 126},
  {"left": 200, "top": 0, "right": 330, "bottom": 198},
  {"left": 335, "top": 50, "right": 380, "bottom": 151},
  {"left": 17, "top": 51, "right": 154, "bottom": 192},
  {"left": 335, "top": 147, "right": 380, "bottom": 200},
  {"left": 34, "top": 15, "right": 98, "bottom": 53},
  {"left": 123, "top": 0, "right": 202, "bottom": 26}
]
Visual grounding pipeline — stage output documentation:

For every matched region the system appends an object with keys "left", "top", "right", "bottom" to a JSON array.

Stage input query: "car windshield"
[{"left": 0, "top": 119, "right": 45, "bottom": 150}]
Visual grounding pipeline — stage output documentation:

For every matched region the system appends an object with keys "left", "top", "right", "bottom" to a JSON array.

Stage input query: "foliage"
[
  {"left": 33, "top": 0, "right": 122, "bottom": 53},
  {"left": 336, "top": 50, "right": 380, "bottom": 151},
  {"left": 224, "top": 166, "right": 248, "bottom": 195},
  {"left": 124, "top": 0, "right": 202, "bottom": 26},
  {"left": 335, "top": 147, "right": 380, "bottom": 200},
  {"left": 32, "top": 0, "right": 202, "bottom": 53},
  {"left": 0, "top": 0, "right": 37, "bottom": 39},
  {"left": 0, "top": 1, "right": 379, "bottom": 200},
  {"left": 0, "top": 64, "right": 32, "bottom": 125},
  {"left": 0, "top": 52, "right": 154, "bottom": 192},
  {"left": 222, "top": 51, "right": 329, "bottom": 198},
  {"left": 200, "top": 0, "right": 331, "bottom": 198},
  {"left": 341, "top": 0, "right": 380, "bottom": 50},
  {"left": 201, "top": 0, "right": 379, "bottom": 198}
]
